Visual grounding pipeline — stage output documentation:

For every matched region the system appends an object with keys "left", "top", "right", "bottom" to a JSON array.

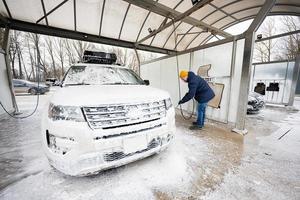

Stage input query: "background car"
[
  {"left": 247, "top": 92, "right": 265, "bottom": 114},
  {"left": 46, "top": 78, "right": 60, "bottom": 86},
  {"left": 13, "top": 79, "right": 50, "bottom": 95}
]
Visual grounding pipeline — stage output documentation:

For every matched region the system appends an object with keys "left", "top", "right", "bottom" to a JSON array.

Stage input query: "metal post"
[
  {"left": 2, "top": 27, "right": 19, "bottom": 113},
  {"left": 226, "top": 38, "right": 237, "bottom": 123},
  {"left": 233, "top": 0, "right": 276, "bottom": 134},
  {"left": 233, "top": 31, "right": 255, "bottom": 134},
  {"left": 134, "top": 48, "right": 141, "bottom": 76},
  {"left": 288, "top": 54, "right": 300, "bottom": 106}
]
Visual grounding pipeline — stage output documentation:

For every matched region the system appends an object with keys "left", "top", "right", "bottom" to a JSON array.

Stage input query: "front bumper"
[{"left": 42, "top": 108, "right": 175, "bottom": 176}]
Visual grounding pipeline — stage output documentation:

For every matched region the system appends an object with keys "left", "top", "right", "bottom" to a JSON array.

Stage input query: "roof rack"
[{"left": 83, "top": 51, "right": 117, "bottom": 65}]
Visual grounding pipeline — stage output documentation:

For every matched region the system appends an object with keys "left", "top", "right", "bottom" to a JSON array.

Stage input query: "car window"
[
  {"left": 63, "top": 65, "right": 144, "bottom": 85},
  {"left": 13, "top": 80, "right": 23, "bottom": 85}
]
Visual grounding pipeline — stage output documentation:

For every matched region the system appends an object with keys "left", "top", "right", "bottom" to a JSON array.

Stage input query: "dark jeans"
[{"left": 196, "top": 102, "right": 207, "bottom": 127}]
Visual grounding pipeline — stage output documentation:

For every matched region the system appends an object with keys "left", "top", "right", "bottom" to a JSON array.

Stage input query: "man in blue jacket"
[{"left": 178, "top": 70, "right": 215, "bottom": 130}]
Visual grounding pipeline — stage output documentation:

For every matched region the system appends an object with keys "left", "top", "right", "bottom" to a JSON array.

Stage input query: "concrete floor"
[{"left": 0, "top": 90, "right": 299, "bottom": 200}]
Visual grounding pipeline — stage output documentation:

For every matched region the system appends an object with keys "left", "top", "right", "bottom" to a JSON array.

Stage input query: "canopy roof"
[{"left": 0, "top": 0, "right": 299, "bottom": 54}]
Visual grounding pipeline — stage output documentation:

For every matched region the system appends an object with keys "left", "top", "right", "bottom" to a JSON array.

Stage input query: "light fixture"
[
  {"left": 257, "top": 34, "right": 263, "bottom": 40},
  {"left": 191, "top": 0, "right": 200, "bottom": 6}
]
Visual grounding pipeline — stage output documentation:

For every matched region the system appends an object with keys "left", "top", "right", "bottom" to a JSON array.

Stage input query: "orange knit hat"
[{"left": 179, "top": 70, "right": 188, "bottom": 79}]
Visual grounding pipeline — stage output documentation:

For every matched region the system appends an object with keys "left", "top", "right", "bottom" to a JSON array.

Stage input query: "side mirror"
[{"left": 144, "top": 80, "right": 150, "bottom": 85}]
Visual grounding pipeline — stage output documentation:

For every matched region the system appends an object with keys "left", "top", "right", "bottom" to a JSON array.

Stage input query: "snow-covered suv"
[{"left": 42, "top": 63, "right": 175, "bottom": 176}]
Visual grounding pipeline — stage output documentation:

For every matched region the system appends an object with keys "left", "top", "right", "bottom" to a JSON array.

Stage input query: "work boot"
[{"left": 189, "top": 125, "right": 202, "bottom": 130}]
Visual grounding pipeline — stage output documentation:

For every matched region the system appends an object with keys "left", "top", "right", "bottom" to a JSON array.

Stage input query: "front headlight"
[
  {"left": 48, "top": 103, "right": 85, "bottom": 122},
  {"left": 165, "top": 98, "right": 173, "bottom": 110}
]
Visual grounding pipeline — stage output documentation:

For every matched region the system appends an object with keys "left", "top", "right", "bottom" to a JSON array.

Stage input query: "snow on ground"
[
  {"left": 204, "top": 99, "right": 300, "bottom": 200},
  {"left": 0, "top": 91, "right": 299, "bottom": 199}
]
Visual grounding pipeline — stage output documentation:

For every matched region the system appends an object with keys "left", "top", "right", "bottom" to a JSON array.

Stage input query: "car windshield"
[{"left": 63, "top": 65, "right": 145, "bottom": 86}]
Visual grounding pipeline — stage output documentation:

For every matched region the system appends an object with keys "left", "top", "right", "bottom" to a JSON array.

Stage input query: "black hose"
[
  {"left": 172, "top": 20, "right": 195, "bottom": 120},
  {"left": 0, "top": 34, "right": 40, "bottom": 119},
  {"left": 0, "top": 93, "right": 39, "bottom": 119}
]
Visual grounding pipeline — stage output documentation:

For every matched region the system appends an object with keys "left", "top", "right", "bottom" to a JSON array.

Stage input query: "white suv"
[{"left": 42, "top": 63, "right": 175, "bottom": 176}]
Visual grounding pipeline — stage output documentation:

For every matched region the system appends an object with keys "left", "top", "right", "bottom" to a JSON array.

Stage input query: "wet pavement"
[{"left": 0, "top": 90, "right": 299, "bottom": 200}]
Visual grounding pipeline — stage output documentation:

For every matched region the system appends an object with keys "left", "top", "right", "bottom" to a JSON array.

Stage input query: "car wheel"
[{"left": 29, "top": 88, "right": 37, "bottom": 95}]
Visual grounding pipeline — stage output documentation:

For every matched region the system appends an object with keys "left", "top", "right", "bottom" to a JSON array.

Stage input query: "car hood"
[{"left": 50, "top": 85, "right": 170, "bottom": 106}]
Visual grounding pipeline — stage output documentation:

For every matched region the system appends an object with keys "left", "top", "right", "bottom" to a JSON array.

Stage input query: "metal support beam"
[
  {"left": 36, "top": 0, "right": 69, "bottom": 24},
  {"left": 162, "top": 21, "right": 182, "bottom": 48},
  {"left": 227, "top": 37, "right": 237, "bottom": 122},
  {"left": 0, "top": 18, "right": 176, "bottom": 55},
  {"left": 122, "top": 0, "right": 231, "bottom": 44},
  {"left": 208, "top": 3, "right": 238, "bottom": 21},
  {"left": 234, "top": 0, "right": 276, "bottom": 133},
  {"left": 40, "top": 0, "right": 48, "bottom": 26},
  {"left": 2, "top": 28, "right": 19, "bottom": 113},
  {"left": 234, "top": 31, "right": 255, "bottom": 133},
  {"left": 248, "top": 0, "right": 276, "bottom": 32},
  {"left": 118, "top": 3, "right": 131, "bottom": 40},
  {"left": 150, "top": 0, "right": 183, "bottom": 46},
  {"left": 288, "top": 53, "right": 300, "bottom": 106},
  {"left": 136, "top": 0, "right": 214, "bottom": 44},
  {"left": 175, "top": 26, "right": 195, "bottom": 49},
  {"left": 255, "top": 29, "right": 300, "bottom": 42},
  {"left": 98, "top": 0, "right": 106, "bottom": 36},
  {"left": 1, "top": 0, "right": 12, "bottom": 18},
  {"left": 73, "top": 0, "right": 77, "bottom": 31},
  {"left": 141, "top": 33, "right": 245, "bottom": 65}
]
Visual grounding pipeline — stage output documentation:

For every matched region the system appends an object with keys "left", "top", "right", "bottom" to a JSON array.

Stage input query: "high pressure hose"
[
  {"left": 0, "top": 34, "right": 41, "bottom": 119},
  {"left": 172, "top": 20, "right": 195, "bottom": 120}
]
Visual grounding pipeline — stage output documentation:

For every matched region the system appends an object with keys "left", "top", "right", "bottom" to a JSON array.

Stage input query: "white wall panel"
[
  {"left": 228, "top": 39, "right": 245, "bottom": 123},
  {"left": 0, "top": 52, "right": 13, "bottom": 116},
  {"left": 141, "top": 39, "right": 246, "bottom": 125},
  {"left": 191, "top": 42, "right": 233, "bottom": 123},
  {"left": 160, "top": 57, "right": 179, "bottom": 106},
  {"left": 45, "top": 0, "right": 74, "bottom": 30},
  {"left": 6, "top": 0, "right": 44, "bottom": 24},
  {"left": 76, "top": 0, "right": 103, "bottom": 35}
]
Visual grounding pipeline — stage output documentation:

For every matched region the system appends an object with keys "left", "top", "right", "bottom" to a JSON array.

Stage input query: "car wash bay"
[
  {"left": 0, "top": 0, "right": 300, "bottom": 199},
  {"left": 0, "top": 90, "right": 300, "bottom": 199}
]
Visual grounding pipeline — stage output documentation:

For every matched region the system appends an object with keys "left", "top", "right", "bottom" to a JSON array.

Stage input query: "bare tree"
[
  {"left": 54, "top": 38, "right": 66, "bottom": 78},
  {"left": 110, "top": 47, "right": 128, "bottom": 65},
  {"left": 254, "top": 18, "right": 278, "bottom": 62},
  {"left": 73, "top": 40, "right": 95, "bottom": 62},
  {"left": 16, "top": 41, "right": 24, "bottom": 79},
  {"left": 64, "top": 39, "right": 76, "bottom": 66},
  {"left": 278, "top": 16, "right": 300, "bottom": 60},
  {"left": 45, "top": 37, "right": 58, "bottom": 78},
  {"left": 8, "top": 30, "right": 20, "bottom": 78},
  {"left": 28, "top": 33, "right": 45, "bottom": 80},
  {"left": 25, "top": 33, "right": 36, "bottom": 80}
]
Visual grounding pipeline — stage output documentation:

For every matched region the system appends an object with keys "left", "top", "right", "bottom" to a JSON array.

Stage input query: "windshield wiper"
[
  {"left": 103, "top": 82, "right": 139, "bottom": 85},
  {"left": 65, "top": 83, "right": 90, "bottom": 86}
]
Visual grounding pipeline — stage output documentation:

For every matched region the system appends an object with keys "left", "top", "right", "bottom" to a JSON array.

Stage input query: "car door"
[{"left": 13, "top": 80, "right": 28, "bottom": 93}]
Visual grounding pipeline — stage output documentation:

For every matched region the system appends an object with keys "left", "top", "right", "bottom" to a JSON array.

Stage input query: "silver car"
[{"left": 13, "top": 79, "right": 50, "bottom": 95}]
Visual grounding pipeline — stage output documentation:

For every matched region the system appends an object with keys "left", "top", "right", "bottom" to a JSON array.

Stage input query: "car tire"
[{"left": 29, "top": 88, "right": 37, "bottom": 95}]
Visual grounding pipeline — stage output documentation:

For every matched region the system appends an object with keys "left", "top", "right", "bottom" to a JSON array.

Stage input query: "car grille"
[
  {"left": 103, "top": 138, "right": 161, "bottom": 162},
  {"left": 83, "top": 100, "right": 166, "bottom": 129}
]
